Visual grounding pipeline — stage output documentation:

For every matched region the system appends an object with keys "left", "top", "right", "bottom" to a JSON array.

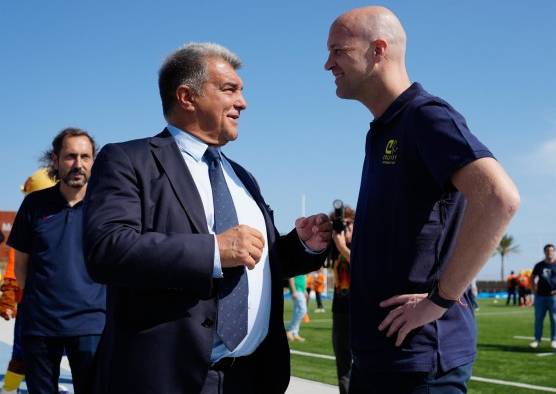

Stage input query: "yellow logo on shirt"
[{"left": 382, "top": 139, "right": 398, "bottom": 165}]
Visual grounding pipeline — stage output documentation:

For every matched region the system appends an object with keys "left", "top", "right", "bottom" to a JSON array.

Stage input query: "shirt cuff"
[
  {"left": 298, "top": 236, "right": 326, "bottom": 255},
  {"left": 212, "top": 235, "right": 224, "bottom": 278}
]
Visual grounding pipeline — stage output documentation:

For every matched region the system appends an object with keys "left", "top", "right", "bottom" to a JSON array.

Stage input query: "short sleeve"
[
  {"left": 532, "top": 264, "right": 541, "bottom": 278},
  {"left": 414, "top": 103, "right": 493, "bottom": 191},
  {"left": 7, "top": 196, "right": 33, "bottom": 254}
]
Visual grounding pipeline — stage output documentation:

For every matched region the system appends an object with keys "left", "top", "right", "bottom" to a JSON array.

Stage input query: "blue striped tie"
[{"left": 204, "top": 146, "right": 248, "bottom": 350}]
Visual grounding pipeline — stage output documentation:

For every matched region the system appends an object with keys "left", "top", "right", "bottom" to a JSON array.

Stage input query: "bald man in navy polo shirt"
[{"left": 324, "top": 6, "right": 520, "bottom": 394}]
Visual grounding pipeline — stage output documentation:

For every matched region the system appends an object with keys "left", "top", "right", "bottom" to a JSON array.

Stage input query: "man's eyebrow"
[
  {"left": 222, "top": 82, "right": 242, "bottom": 89},
  {"left": 328, "top": 44, "right": 346, "bottom": 50}
]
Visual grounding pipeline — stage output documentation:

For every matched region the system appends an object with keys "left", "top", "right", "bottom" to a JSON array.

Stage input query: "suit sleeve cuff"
[{"left": 298, "top": 236, "right": 326, "bottom": 255}]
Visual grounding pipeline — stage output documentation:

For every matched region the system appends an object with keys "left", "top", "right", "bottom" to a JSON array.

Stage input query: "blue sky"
[{"left": 1, "top": 1, "right": 555, "bottom": 279}]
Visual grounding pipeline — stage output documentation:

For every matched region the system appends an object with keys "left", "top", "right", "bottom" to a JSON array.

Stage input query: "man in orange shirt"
[
  {"left": 506, "top": 271, "right": 518, "bottom": 306},
  {"left": 518, "top": 272, "right": 531, "bottom": 307},
  {"left": 313, "top": 269, "right": 326, "bottom": 313}
]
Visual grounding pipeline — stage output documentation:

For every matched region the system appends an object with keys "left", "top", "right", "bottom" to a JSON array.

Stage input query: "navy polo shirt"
[
  {"left": 350, "top": 83, "right": 493, "bottom": 373},
  {"left": 8, "top": 185, "right": 106, "bottom": 337}
]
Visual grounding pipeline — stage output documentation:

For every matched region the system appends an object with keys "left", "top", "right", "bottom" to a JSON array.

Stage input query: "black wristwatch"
[{"left": 428, "top": 284, "right": 456, "bottom": 309}]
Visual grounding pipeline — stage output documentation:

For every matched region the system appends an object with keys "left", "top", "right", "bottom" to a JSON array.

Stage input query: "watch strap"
[{"left": 428, "top": 284, "right": 456, "bottom": 309}]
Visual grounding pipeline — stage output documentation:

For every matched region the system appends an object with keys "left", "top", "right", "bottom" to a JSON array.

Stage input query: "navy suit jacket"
[{"left": 83, "top": 129, "right": 324, "bottom": 393}]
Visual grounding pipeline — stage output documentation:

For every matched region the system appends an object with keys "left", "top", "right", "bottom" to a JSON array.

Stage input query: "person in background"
[
  {"left": 506, "top": 270, "right": 518, "bottom": 306},
  {"left": 330, "top": 206, "right": 354, "bottom": 394},
  {"left": 287, "top": 275, "right": 308, "bottom": 342},
  {"left": 304, "top": 272, "right": 313, "bottom": 323},
  {"left": 0, "top": 168, "right": 58, "bottom": 394},
  {"left": 313, "top": 268, "right": 326, "bottom": 313},
  {"left": 0, "top": 248, "right": 26, "bottom": 394},
  {"left": 7, "top": 129, "right": 106, "bottom": 394},
  {"left": 529, "top": 244, "right": 556, "bottom": 349},
  {"left": 518, "top": 271, "right": 531, "bottom": 307},
  {"left": 469, "top": 278, "right": 479, "bottom": 311}
]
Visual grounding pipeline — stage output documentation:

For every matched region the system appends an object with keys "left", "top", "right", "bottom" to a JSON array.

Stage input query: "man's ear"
[
  {"left": 372, "top": 39, "right": 387, "bottom": 59},
  {"left": 175, "top": 85, "right": 196, "bottom": 112}
]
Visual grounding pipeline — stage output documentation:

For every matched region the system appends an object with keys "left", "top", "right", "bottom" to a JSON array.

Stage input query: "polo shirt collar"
[
  {"left": 45, "top": 184, "right": 81, "bottom": 208},
  {"left": 167, "top": 124, "right": 211, "bottom": 163},
  {"left": 372, "top": 82, "right": 423, "bottom": 126}
]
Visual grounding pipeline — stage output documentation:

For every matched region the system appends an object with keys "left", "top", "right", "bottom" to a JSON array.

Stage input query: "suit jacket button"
[{"left": 202, "top": 318, "right": 214, "bottom": 328}]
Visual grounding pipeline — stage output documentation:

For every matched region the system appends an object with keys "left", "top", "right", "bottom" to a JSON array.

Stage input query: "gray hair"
[{"left": 158, "top": 42, "right": 242, "bottom": 117}]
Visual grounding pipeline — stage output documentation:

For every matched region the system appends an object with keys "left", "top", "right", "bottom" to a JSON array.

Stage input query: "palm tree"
[{"left": 496, "top": 234, "right": 519, "bottom": 281}]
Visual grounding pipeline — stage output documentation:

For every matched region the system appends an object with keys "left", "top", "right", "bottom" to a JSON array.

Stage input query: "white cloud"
[
  {"left": 520, "top": 138, "right": 556, "bottom": 177},
  {"left": 537, "top": 138, "right": 556, "bottom": 174}
]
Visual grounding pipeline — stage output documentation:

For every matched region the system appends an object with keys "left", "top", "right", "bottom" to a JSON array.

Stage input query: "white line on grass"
[
  {"left": 470, "top": 377, "right": 556, "bottom": 392},
  {"left": 513, "top": 336, "right": 551, "bottom": 341},
  {"left": 536, "top": 353, "right": 555, "bottom": 357},
  {"left": 290, "top": 350, "right": 335, "bottom": 360},
  {"left": 290, "top": 350, "right": 556, "bottom": 391},
  {"left": 307, "top": 311, "right": 528, "bottom": 322},
  {"left": 475, "top": 310, "right": 530, "bottom": 316}
]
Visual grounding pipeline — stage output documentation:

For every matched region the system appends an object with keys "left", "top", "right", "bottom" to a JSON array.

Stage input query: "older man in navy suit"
[{"left": 83, "top": 43, "right": 331, "bottom": 394}]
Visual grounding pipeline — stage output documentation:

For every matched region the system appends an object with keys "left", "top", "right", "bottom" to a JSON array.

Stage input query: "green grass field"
[{"left": 284, "top": 297, "right": 556, "bottom": 393}]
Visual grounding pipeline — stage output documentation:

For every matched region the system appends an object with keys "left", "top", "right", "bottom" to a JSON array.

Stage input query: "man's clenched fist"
[
  {"left": 216, "top": 225, "right": 265, "bottom": 270},
  {"left": 295, "top": 213, "right": 332, "bottom": 252}
]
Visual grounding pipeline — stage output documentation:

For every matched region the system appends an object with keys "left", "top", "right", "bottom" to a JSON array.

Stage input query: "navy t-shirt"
[
  {"left": 532, "top": 261, "right": 556, "bottom": 296},
  {"left": 8, "top": 185, "right": 106, "bottom": 337},
  {"left": 350, "top": 83, "right": 493, "bottom": 373}
]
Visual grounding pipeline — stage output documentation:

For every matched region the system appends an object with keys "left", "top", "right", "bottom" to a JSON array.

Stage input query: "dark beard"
[{"left": 60, "top": 168, "right": 88, "bottom": 188}]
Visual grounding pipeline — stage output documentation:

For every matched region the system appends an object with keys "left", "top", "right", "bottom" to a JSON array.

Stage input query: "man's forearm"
[
  {"left": 439, "top": 193, "right": 519, "bottom": 300},
  {"left": 337, "top": 244, "right": 351, "bottom": 261}
]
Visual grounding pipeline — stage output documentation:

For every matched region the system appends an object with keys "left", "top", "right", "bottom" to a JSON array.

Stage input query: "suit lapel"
[
  {"left": 150, "top": 129, "right": 208, "bottom": 234},
  {"left": 226, "top": 158, "right": 276, "bottom": 245},
  {"left": 148, "top": 132, "right": 275, "bottom": 241},
  {"left": 228, "top": 161, "right": 281, "bottom": 286}
]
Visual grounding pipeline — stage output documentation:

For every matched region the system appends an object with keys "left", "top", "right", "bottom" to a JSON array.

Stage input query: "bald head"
[
  {"left": 333, "top": 6, "right": 406, "bottom": 62},
  {"left": 325, "top": 6, "right": 411, "bottom": 116}
]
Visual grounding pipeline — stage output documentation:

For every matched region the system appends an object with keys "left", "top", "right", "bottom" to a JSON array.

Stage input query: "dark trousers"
[
  {"left": 332, "top": 312, "right": 351, "bottom": 394},
  {"left": 200, "top": 355, "right": 257, "bottom": 394},
  {"left": 507, "top": 288, "right": 517, "bottom": 305},
  {"left": 518, "top": 288, "right": 527, "bottom": 306},
  {"left": 12, "top": 314, "right": 23, "bottom": 361},
  {"left": 315, "top": 292, "right": 324, "bottom": 309},
  {"left": 349, "top": 362, "right": 473, "bottom": 394},
  {"left": 22, "top": 335, "right": 101, "bottom": 394}
]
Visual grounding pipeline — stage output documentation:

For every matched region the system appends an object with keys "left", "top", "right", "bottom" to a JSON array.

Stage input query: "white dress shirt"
[{"left": 167, "top": 124, "right": 271, "bottom": 362}]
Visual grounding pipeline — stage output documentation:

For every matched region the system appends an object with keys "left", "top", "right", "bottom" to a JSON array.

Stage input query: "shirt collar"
[
  {"left": 372, "top": 82, "right": 424, "bottom": 126},
  {"left": 167, "top": 124, "right": 214, "bottom": 163},
  {"left": 44, "top": 184, "right": 81, "bottom": 208}
]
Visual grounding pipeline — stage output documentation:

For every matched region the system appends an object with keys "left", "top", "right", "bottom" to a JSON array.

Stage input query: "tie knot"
[{"left": 204, "top": 146, "right": 221, "bottom": 165}]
